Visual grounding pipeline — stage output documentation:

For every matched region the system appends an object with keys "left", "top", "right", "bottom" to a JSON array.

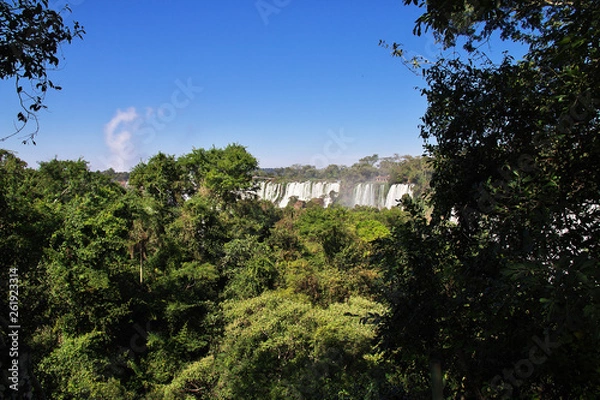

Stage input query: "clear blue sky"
[{"left": 2, "top": 1, "right": 449, "bottom": 171}]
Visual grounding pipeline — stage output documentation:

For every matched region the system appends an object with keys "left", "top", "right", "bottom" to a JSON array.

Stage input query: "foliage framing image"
[
  {"left": 1, "top": 0, "right": 599, "bottom": 399},
  {"left": 377, "top": 0, "right": 600, "bottom": 398},
  {"left": 1, "top": 0, "right": 84, "bottom": 142}
]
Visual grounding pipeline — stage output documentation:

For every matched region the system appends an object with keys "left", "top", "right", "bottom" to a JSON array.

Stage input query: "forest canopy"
[{"left": 0, "top": 146, "right": 417, "bottom": 398}]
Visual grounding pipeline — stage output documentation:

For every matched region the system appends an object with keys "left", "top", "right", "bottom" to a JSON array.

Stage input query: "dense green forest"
[
  {"left": 1, "top": 136, "right": 599, "bottom": 398},
  {"left": 0, "top": 145, "right": 416, "bottom": 398},
  {"left": 2, "top": 0, "right": 600, "bottom": 398}
]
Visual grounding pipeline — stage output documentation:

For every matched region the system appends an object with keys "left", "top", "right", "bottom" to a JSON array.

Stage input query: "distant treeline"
[
  {"left": 101, "top": 168, "right": 130, "bottom": 183},
  {"left": 259, "top": 154, "right": 432, "bottom": 193},
  {"left": 102, "top": 154, "right": 433, "bottom": 197}
]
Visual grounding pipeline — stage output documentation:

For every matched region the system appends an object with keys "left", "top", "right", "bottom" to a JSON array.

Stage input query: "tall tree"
[
  {"left": 178, "top": 144, "right": 258, "bottom": 205},
  {"left": 129, "top": 152, "right": 185, "bottom": 209},
  {"left": 378, "top": 1, "right": 600, "bottom": 398}
]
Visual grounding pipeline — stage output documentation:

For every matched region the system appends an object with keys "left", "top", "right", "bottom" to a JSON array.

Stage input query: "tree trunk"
[
  {"left": 430, "top": 357, "right": 443, "bottom": 400},
  {"left": 139, "top": 248, "right": 144, "bottom": 283}
]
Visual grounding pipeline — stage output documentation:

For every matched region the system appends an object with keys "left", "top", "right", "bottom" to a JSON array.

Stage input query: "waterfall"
[
  {"left": 384, "top": 184, "right": 412, "bottom": 208},
  {"left": 255, "top": 181, "right": 284, "bottom": 204},
  {"left": 254, "top": 181, "right": 340, "bottom": 207},
  {"left": 351, "top": 183, "right": 387, "bottom": 208},
  {"left": 253, "top": 181, "right": 412, "bottom": 209}
]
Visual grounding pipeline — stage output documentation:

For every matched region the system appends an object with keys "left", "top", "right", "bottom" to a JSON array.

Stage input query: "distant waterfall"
[
  {"left": 254, "top": 181, "right": 340, "bottom": 207},
  {"left": 384, "top": 183, "right": 412, "bottom": 208},
  {"left": 351, "top": 183, "right": 387, "bottom": 208},
  {"left": 253, "top": 180, "right": 412, "bottom": 209}
]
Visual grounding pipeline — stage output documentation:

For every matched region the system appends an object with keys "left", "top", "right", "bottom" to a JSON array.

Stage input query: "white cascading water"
[
  {"left": 254, "top": 181, "right": 340, "bottom": 207},
  {"left": 254, "top": 181, "right": 413, "bottom": 209},
  {"left": 351, "top": 183, "right": 387, "bottom": 208},
  {"left": 385, "top": 183, "right": 412, "bottom": 208}
]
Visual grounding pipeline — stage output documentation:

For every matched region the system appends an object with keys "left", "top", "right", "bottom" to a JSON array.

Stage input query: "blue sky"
[{"left": 2, "top": 1, "right": 447, "bottom": 170}]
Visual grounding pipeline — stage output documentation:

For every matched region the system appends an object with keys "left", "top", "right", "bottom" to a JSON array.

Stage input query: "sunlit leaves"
[{"left": 192, "top": 291, "right": 388, "bottom": 399}]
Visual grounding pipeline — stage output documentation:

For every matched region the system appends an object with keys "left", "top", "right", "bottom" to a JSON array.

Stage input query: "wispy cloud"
[
  {"left": 103, "top": 108, "right": 140, "bottom": 171},
  {"left": 100, "top": 78, "right": 202, "bottom": 171}
]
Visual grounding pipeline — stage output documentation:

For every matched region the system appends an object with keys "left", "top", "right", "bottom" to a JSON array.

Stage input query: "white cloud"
[{"left": 103, "top": 107, "right": 140, "bottom": 171}]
